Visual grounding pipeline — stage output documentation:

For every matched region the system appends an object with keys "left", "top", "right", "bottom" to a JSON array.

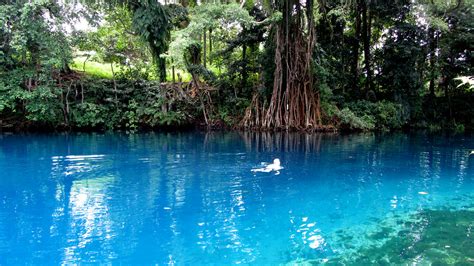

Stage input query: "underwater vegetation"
[{"left": 323, "top": 208, "right": 474, "bottom": 265}]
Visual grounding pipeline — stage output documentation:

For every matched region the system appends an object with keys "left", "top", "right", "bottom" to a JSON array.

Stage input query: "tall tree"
[
  {"left": 361, "top": 0, "right": 372, "bottom": 94},
  {"left": 129, "top": 0, "right": 172, "bottom": 82},
  {"left": 242, "top": 0, "right": 321, "bottom": 130}
]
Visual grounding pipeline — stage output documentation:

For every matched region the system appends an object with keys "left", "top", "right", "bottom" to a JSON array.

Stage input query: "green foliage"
[
  {"left": 156, "top": 111, "right": 187, "bottom": 126},
  {"left": 130, "top": 0, "right": 174, "bottom": 81},
  {"left": 72, "top": 102, "right": 107, "bottom": 128},
  {"left": 0, "top": 0, "right": 473, "bottom": 132},
  {"left": 0, "top": 1, "right": 72, "bottom": 70},
  {"left": 0, "top": 1, "right": 73, "bottom": 127},
  {"left": 70, "top": 80, "right": 193, "bottom": 130},
  {"left": 346, "top": 100, "right": 408, "bottom": 130},
  {"left": 0, "top": 70, "right": 29, "bottom": 113},
  {"left": 167, "top": 3, "right": 255, "bottom": 71},
  {"left": 123, "top": 99, "right": 139, "bottom": 131},
  {"left": 378, "top": 21, "right": 426, "bottom": 121},
  {"left": 0, "top": 77, "right": 63, "bottom": 125},
  {"left": 71, "top": 6, "right": 153, "bottom": 80},
  {"left": 213, "top": 97, "right": 250, "bottom": 127},
  {"left": 336, "top": 108, "right": 376, "bottom": 131},
  {"left": 24, "top": 86, "right": 62, "bottom": 123},
  {"left": 323, "top": 100, "right": 407, "bottom": 131}
]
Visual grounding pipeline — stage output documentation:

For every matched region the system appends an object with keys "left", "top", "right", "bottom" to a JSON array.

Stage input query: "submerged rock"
[{"left": 324, "top": 209, "right": 474, "bottom": 265}]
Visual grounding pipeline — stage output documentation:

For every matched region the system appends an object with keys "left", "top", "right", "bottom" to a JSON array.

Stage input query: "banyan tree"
[{"left": 241, "top": 0, "right": 322, "bottom": 131}]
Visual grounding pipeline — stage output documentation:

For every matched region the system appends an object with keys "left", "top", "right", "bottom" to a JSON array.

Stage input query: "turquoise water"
[{"left": 0, "top": 132, "right": 473, "bottom": 264}]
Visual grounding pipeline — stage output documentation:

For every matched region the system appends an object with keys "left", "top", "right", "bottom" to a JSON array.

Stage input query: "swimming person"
[{"left": 251, "top": 158, "right": 283, "bottom": 173}]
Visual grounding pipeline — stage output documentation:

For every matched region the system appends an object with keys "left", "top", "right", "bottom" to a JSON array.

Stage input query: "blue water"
[{"left": 0, "top": 132, "right": 473, "bottom": 264}]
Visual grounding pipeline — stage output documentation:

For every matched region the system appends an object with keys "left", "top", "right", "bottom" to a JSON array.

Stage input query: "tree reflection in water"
[{"left": 0, "top": 132, "right": 472, "bottom": 264}]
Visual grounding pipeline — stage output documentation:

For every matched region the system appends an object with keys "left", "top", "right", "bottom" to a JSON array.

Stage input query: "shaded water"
[{"left": 0, "top": 132, "right": 473, "bottom": 264}]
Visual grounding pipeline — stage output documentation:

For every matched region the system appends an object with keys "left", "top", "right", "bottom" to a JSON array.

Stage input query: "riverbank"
[{"left": 2, "top": 76, "right": 472, "bottom": 134}]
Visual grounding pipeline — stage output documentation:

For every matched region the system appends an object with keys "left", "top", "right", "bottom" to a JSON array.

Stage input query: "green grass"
[
  {"left": 167, "top": 68, "right": 192, "bottom": 82},
  {"left": 71, "top": 56, "right": 200, "bottom": 82},
  {"left": 71, "top": 57, "right": 115, "bottom": 79}
]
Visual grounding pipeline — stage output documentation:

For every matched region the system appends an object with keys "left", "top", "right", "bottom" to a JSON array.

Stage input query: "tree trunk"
[
  {"left": 241, "top": 37, "right": 247, "bottom": 90},
  {"left": 172, "top": 65, "right": 176, "bottom": 84},
  {"left": 241, "top": 0, "right": 321, "bottom": 130},
  {"left": 203, "top": 30, "right": 207, "bottom": 68},
  {"left": 428, "top": 27, "right": 437, "bottom": 97},
  {"left": 362, "top": 1, "right": 372, "bottom": 95},
  {"left": 352, "top": 0, "right": 361, "bottom": 96},
  {"left": 209, "top": 28, "right": 213, "bottom": 65},
  {"left": 111, "top": 63, "right": 118, "bottom": 107},
  {"left": 158, "top": 57, "right": 167, "bottom": 82},
  {"left": 83, "top": 54, "right": 90, "bottom": 73}
]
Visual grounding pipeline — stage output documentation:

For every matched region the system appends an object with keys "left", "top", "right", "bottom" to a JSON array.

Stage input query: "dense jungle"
[{"left": 0, "top": 0, "right": 473, "bottom": 132}]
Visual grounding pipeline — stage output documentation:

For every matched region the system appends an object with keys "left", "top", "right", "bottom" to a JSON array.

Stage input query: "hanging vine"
[
  {"left": 240, "top": 0, "right": 323, "bottom": 131},
  {"left": 184, "top": 43, "right": 216, "bottom": 128}
]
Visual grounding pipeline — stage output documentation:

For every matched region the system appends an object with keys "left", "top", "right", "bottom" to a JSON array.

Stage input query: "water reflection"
[
  {"left": 51, "top": 154, "right": 106, "bottom": 177},
  {"left": 62, "top": 176, "right": 116, "bottom": 262},
  {"left": 0, "top": 132, "right": 472, "bottom": 264}
]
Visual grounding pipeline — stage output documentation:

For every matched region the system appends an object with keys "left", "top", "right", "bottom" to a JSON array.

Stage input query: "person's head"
[{"left": 273, "top": 158, "right": 280, "bottom": 165}]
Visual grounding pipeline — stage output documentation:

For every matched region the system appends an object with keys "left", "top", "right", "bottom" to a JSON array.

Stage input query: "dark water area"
[{"left": 0, "top": 132, "right": 473, "bottom": 264}]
